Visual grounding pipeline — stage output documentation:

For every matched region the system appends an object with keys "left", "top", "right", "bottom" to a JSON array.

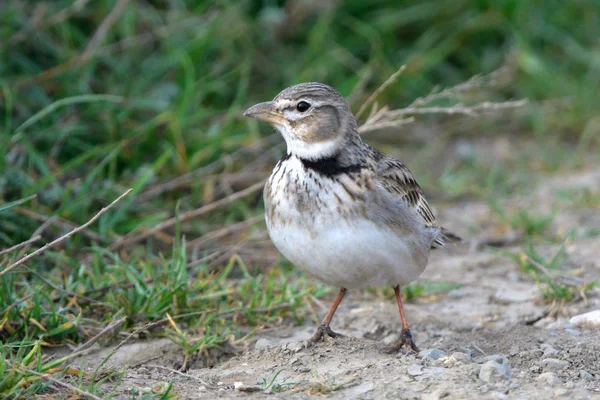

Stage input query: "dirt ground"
[{"left": 76, "top": 148, "right": 600, "bottom": 399}]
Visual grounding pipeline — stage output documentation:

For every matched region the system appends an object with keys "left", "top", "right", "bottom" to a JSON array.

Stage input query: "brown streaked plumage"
[{"left": 244, "top": 82, "right": 459, "bottom": 353}]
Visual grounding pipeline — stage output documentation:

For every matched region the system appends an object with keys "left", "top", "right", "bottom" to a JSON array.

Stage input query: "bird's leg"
[
  {"left": 392, "top": 285, "right": 420, "bottom": 353},
  {"left": 310, "top": 287, "right": 347, "bottom": 342}
]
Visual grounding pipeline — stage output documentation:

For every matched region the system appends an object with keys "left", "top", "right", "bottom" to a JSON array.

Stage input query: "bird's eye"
[{"left": 296, "top": 101, "right": 311, "bottom": 112}]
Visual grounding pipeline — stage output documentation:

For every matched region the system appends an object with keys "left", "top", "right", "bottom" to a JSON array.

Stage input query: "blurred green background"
[
  {"left": 1, "top": 0, "right": 599, "bottom": 396},
  {"left": 2, "top": 0, "right": 599, "bottom": 240},
  {"left": 2, "top": 1, "right": 599, "bottom": 226}
]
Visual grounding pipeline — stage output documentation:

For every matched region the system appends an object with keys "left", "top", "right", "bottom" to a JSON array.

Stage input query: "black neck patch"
[
  {"left": 299, "top": 155, "right": 363, "bottom": 177},
  {"left": 280, "top": 152, "right": 292, "bottom": 162}
]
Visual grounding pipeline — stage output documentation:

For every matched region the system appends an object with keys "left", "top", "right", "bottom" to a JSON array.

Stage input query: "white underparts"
[{"left": 265, "top": 156, "right": 428, "bottom": 289}]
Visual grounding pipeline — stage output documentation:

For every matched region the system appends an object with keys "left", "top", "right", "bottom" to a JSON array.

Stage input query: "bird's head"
[{"left": 243, "top": 82, "right": 358, "bottom": 160}]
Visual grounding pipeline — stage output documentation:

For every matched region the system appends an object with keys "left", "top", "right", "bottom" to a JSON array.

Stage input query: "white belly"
[{"left": 267, "top": 217, "right": 427, "bottom": 289}]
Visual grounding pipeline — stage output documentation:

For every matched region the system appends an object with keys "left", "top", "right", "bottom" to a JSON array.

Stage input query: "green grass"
[
  {"left": 258, "top": 369, "right": 298, "bottom": 393},
  {"left": 1, "top": 0, "right": 599, "bottom": 398},
  {"left": 500, "top": 242, "right": 598, "bottom": 303}
]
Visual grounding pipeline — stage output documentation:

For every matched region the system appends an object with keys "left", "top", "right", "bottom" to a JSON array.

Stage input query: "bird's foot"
[
  {"left": 310, "top": 324, "right": 342, "bottom": 342},
  {"left": 391, "top": 329, "right": 419, "bottom": 353}
]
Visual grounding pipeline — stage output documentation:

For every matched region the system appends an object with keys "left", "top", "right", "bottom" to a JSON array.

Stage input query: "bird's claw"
[
  {"left": 310, "top": 324, "right": 342, "bottom": 342},
  {"left": 391, "top": 329, "right": 419, "bottom": 353}
]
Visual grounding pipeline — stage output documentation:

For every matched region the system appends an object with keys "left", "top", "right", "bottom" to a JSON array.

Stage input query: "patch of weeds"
[
  {"left": 258, "top": 369, "right": 298, "bottom": 393},
  {"left": 519, "top": 242, "right": 567, "bottom": 272},
  {"left": 165, "top": 317, "right": 228, "bottom": 371},
  {"left": 488, "top": 200, "right": 556, "bottom": 241},
  {"left": 500, "top": 243, "right": 597, "bottom": 303},
  {"left": 509, "top": 210, "right": 555, "bottom": 238},
  {"left": 1, "top": 234, "right": 326, "bottom": 397},
  {"left": 539, "top": 279, "right": 597, "bottom": 303},
  {"left": 0, "top": 338, "right": 124, "bottom": 399}
]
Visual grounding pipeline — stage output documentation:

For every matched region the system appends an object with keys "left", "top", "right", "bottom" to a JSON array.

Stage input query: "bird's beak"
[{"left": 243, "top": 101, "right": 285, "bottom": 125}]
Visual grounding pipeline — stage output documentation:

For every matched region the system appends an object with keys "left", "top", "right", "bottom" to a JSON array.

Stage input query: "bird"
[{"left": 243, "top": 82, "right": 459, "bottom": 352}]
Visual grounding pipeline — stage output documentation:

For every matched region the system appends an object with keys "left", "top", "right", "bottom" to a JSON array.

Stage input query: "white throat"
[{"left": 276, "top": 125, "right": 343, "bottom": 160}]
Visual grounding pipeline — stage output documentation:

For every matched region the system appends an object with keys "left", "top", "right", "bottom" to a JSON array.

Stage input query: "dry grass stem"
[
  {"left": 15, "top": 207, "right": 114, "bottom": 243},
  {"left": 137, "top": 134, "right": 277, "bottom": 202},
  {"left": 81, "top": 0, "right": 131, "bottom": 59},
  {"left": 523, "top": 253, "right": 582, "bottom": 287},
  {"left": 356, "top": 66, "right": 525, "bottom": 135},
  {"left": 108, "top": 180, "right": 265, "bottom": 252},
  {"left": 386, "top": 100, "right": 528, "bottom": 118},
  {"left": 0, "top": 189, "right": 133, "bottom": 278},
  {"left": 0, "top": 235, "right": 41, "bottom": 257},
  {"left": 408, "top": 66, "right": 513, "bottom": 108},
  {"left": 0, "top": 293, "right": 34, "bottom": 316},
  {"left": 6, "top": 1, "right": 93, "bottom": 49},
  {"left": 358, "top": 117, "right": 416, "bottom": 134},
  {"left": 355, "top": 65, "right": 406, "bottom": 120},
  {"left": 72, "top": 317, "right": 127, "bottom": 354},
  {"left": 187, "top": 215, "right": 265, "bottom": 251},
  {"left": 7, "top": 363, "right": 103, "bottom": 400}
]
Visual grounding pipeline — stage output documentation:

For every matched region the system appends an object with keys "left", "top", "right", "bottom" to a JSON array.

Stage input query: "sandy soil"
[{"left": 76, "top": 162, "right": 600, "bottom": 399}]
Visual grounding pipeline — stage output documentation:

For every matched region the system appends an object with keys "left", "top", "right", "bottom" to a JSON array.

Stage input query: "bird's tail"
[{"left": 431, "top": 227, "right": 462, "bottom": 249}]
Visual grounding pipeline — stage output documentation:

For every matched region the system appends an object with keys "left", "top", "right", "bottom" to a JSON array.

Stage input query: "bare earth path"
[{"left": 80, "top": 166, "right": 600, "bottom": 399}]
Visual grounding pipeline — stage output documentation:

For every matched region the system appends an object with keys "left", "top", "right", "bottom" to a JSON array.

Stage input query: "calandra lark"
[{"left": 244, "top": 82, "right": 458, "bottom": 352}]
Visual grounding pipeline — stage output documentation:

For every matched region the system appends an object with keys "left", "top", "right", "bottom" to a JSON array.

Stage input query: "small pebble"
[
  {"left": 564, "top": 381, "right": 575, "bottom": 389},
  {"left": 479, "top": 360, "right": 511, "bottom": 383},
  {"left": 542, "top": 358, "right": 570, "bottom": 371},
  {"left": 481, "top": 354, "right": 509, "bottom": 365},
  {"left": 407, "top": 363, "right": 423, "bottom": 376},
  {"left": 419, "top": 348, "right": 446, "bottom": 360},
  {"left": 568, "top": 347, "right": 581, "bottom": 356},
  {"left": 537, "top": 372, "right": 562, "bottom": 386},
  {"left": 580, "top": 370, "right": 594, "bottom": 381},
  {"left": 522, "top": 349, "right": 543, "bottom": 358},
  {"left": 542, "top": 347, "right": 560, "bottom": 357},
  {"left": 451, "top": 351, "right": 471, "bottom": 363},
  {"left": 570, "top": 310, "right": 600, "bottom": 328}
]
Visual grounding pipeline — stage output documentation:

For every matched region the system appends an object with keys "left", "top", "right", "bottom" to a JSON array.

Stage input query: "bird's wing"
[
  {"left": 375, "top": 156, "right": 437, "bottom": 228},
  {"left": 375, "top": 154, "right": 454, "bottom": 248}
]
